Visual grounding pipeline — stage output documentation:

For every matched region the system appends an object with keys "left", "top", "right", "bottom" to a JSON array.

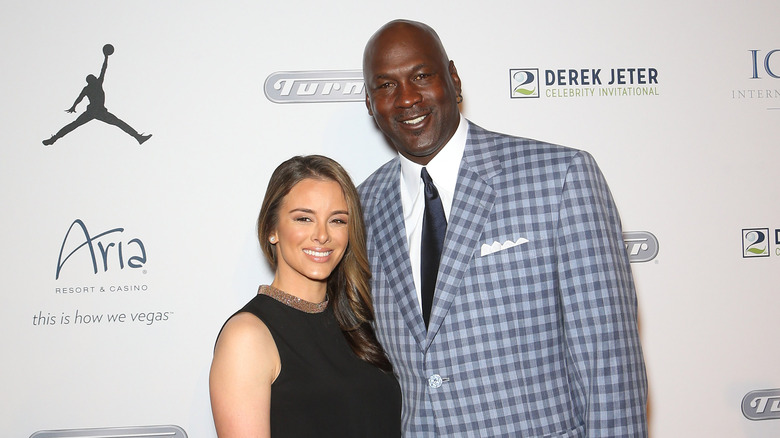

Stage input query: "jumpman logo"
[{"left": 42, "top": 44, "right": 152, "bottom": 146}]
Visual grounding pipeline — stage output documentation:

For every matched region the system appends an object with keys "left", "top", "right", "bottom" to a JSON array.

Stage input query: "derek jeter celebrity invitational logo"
[
  {"left": 511, "top": 66, "right": 660, "bottom": 99},
  {"left": 742, "top": 228, "right": 771, "bottom": 258},
  {"left": 510, "top": 69, "right": 540, "bottom": 98},
  {"left": 42, "top": 44, "right": 152, "bottom": 146}
]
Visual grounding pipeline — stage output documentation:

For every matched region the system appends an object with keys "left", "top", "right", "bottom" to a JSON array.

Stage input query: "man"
[{"left": 358, "top": 19, "right": 647, "bottom": 436}]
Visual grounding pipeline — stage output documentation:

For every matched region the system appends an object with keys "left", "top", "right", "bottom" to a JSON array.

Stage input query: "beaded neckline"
[{"left": 258, "top": 285, "right": 328, "bottom": 314}]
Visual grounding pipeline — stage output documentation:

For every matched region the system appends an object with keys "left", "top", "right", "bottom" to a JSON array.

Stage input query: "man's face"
[{"left": 363, "top": 23, "right": 462, "bottom": 165}]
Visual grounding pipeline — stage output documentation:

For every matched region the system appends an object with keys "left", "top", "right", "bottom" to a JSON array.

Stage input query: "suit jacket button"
[{"left": 428, "top": 374, "right": 443, "bottom": 388}]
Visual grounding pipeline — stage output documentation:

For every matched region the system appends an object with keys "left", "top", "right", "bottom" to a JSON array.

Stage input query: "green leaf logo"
[{"left": 514, "top": 86, "right": 536, "bottom": 96}]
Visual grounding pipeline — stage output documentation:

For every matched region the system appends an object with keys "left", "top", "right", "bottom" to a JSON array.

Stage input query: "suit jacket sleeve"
[{"left": 556, "top": 150, "right": 647, "bottom": 436}]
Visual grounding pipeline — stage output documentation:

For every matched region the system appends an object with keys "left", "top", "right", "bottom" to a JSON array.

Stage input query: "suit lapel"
[
  {"left": 425, "top": 124, "right": 502, "bottom": 345},
  {"left": 370, "top": 166, "right": 428, "bottom": 349}
]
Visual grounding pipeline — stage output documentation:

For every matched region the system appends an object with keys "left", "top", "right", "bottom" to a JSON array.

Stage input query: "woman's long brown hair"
[{"left": 257, "top": 155, "right": 393, "bottom": 373}]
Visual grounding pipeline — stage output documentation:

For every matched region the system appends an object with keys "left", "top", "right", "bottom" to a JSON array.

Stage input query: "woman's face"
[{"left": 269, "top": 178, "right": 349, "bottom": 291}]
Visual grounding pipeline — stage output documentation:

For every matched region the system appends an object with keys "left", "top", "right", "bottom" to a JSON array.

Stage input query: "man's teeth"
[
  {"left": 304, "top": 249, "right": 332, "bottom": 257},
  {"left": 403, "top": 115, "right": 426, "bottom": 125}
]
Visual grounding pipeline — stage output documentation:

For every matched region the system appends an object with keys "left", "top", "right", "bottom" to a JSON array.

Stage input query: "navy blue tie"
[{"left": 420, "top": 167, "right": 447, "bottom": 329}]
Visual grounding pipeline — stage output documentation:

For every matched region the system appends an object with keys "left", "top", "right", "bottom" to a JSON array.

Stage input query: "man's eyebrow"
[{"left": 372, "top": 64, "right": 429, "bottom": 80}]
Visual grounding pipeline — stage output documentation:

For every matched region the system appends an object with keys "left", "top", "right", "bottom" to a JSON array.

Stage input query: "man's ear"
[
  {"left": 365, "top": 93, "right": 374, "bottom": 116},
  {"left": 449, "top": 60, "right": 462, "bottom": 97}
]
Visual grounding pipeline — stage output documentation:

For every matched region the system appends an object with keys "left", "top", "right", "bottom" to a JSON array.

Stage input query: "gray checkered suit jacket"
[{"left": 358, "top": 121, "right": 647, "bottom": 437}]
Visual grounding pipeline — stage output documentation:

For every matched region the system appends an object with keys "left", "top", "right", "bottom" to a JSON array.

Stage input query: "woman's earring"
[{"left": 269, "top": 236, "right": 276, "bottom": 243}]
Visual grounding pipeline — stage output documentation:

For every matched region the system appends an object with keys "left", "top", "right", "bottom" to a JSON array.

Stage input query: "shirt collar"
[{"left": 399, "top": 114, "right": 468, "bottom": 199}]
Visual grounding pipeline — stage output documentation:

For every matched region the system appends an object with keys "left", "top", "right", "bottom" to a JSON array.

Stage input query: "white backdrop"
[{"left": 2, "top": 1, "right": 779, "bottom": 436}]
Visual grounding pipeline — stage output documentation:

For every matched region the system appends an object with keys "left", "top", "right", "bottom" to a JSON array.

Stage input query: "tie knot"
[
  {"left": 421, "top": 167, "right": 433, "bottom": 184},
  {"left": 420, "top": 167, "right": 440, "bottom": 198}
]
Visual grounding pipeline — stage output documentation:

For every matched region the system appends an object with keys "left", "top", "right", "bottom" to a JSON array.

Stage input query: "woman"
[{"left": 210, "top": 155, "right": 401, "bottom": 437}]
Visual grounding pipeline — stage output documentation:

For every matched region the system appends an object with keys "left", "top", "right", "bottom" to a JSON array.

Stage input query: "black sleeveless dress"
[{"left": 236, "top": 285, "right": 401, "bottom": 437}]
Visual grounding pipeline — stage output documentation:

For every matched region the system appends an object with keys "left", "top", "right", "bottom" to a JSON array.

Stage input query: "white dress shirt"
[{"left": 398, "top": 114, "right": 468, "bottom": 312}]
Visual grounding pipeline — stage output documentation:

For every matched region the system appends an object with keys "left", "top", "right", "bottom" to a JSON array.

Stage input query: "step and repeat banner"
[{"left": 1, "top": 1, "right": 778, "bottom": 437}]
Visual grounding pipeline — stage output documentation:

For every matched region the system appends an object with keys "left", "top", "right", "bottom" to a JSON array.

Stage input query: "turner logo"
[
  {"left": 742, "top": 228, "right": 770, "bottom": 258},
  {"left": 623, "top": 231, "right": 659, "bottom": 263},
  {"left": 742, "top": 388, "right": 780, "bottom": 421},
  {"left": 264, "top": 70, "right": 365, "bottom": 103},
  {"left": 31, "top": 425, "right": 187, "bottom": 437},
  {"left": 55, "top": 219, "right": 148, "bottom": 280}
]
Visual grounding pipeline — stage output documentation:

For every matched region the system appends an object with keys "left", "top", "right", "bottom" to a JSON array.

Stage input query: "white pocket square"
[{"left": 480, "top": 237, "right": 529, "bottom": 257}]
